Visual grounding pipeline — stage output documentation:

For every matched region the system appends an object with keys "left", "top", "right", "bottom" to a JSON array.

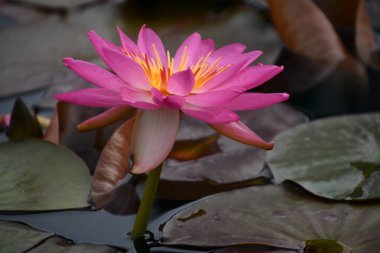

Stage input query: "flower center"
[{"left": 122, "top": 44, "right": 229, "bottom": 94}]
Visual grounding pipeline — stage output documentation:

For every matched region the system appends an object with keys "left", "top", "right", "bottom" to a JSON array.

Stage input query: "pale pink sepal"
[
  {"left": 102, "top": 48, "right": 151, "bottom": 90},
  {"left": 131, "top": 109, "right": 179, "bottom": 174},
  {"left": 78, "top": 106, "right": 136, "bottom": 131},
  {"left": 181, "top": 104, "right": 239, "bottom": 124},
  {"left": 63, "top": 58, "right": 126, "bottom": 92},
  {"left": 221, "top": 92, "right": 289, "bottom": 111},
  {"left": 167, "top": 69, "right": 195, "bottom": 96},
  {"left": 117, "top": 26, "right": 139, "bottom": 54},
  {"left": 137, "top": 25, "right": 168, "bottom": 67},
  {"left": 210, "top": 121, "right": 274, "bottom": 150},
  {"left": 54, "top": 88, "right": 125, "bottom": 107},
  {"left": 185, "top": 89, "right": 240, "bottom": 107}
]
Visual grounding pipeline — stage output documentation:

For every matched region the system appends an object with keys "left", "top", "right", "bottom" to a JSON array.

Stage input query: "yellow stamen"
[{"left": 122, "top": 43, "right": 230, "bottom": 93}]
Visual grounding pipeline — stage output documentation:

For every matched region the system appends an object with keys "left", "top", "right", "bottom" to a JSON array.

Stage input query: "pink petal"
[
  {"left": 78, "top": 106, "right": 136, "bottom": 131},
  {"left": 102, "top": 48, "right": 151, "bottom": 90},
  {"left": 54, "top": 88, "right": 125, "bottom": 107},
  {"left": 221, "top": 92, "right": 289, "bottom": 111},
  {"left": 137, "top": 25, "right": 167, "bottom": 67},
  {"left": 167, "top": 68, "right": 195, "bottom": 96},
  {"left": 200, "top": 38, "right": 214, "bottom": 55},
  {"left": 181, "top": 104, "right": 239, "bottom": 124},
  {"left": 210, "top": 121, "right": 274, "bottom": 150},
  {"left": 63, "top": 58, "right": 126, "bottom": 92},
  {"left": 120, "top": 87, "right": 160, "bottom": 110},
  {"left": 131, "top": 109, "right": 179, "bottom": 174},
  {"left": 151, "top": 88, "right": 185, "bottom": 109},
  {"left": 194, "top": 60, "right": 246, "bottom": 93},
  {"left": 240, "top": 51, "right": 262, "bottom": 68},
  {"left": 217, "top": 65, "right": 284, "bottom": 91},
  {"left": 174, "top": 33, "right": 202, "bottom": 70},
  {"left": 208, "top": 43, "right": 246, "bottom": 66},
  {"left": 4, "top": 114, "right": 11, "bottom": 127},
  {"left": 185, "top": 90, "right": 240, "bottom": 107},
  {"left": 117, "top": 26, "right": 139, "bottom": 54},
  {"left": 87, "top": 30, "right": 121, "bottom": 63}
]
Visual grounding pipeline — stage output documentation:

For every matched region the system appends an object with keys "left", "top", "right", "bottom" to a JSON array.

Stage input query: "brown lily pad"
[
  {"left": 158, "top": 104, "right": 307, "bottom": 200},
  {"left": 161, "top": 184, "right": 380, "bottom": 252}
]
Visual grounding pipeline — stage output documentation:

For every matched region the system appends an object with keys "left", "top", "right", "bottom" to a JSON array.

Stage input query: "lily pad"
[
  {"left": 214, "top": 247, "right": 294, "bottom": 253},
  {"left": 158, "top": 104, "right": 307, "bottom": 200},
  {"left": 28, "top": 237, "right": 119, "bottom": 253},
  {"left": 0, "top": 139, "right": 91, "bottom": 211},
  {"left": 8, "top": 98, "right": 43, "bottom": 140},
  {"left": 0, "top": 2, "right": 119, "bottom": 98},
  {"left": 161, "top": 184, "right": 380, "bottom": 252},
  {"left": 0, "top": 220, "right": 118, "bottom": 253},
  {"left": 17, "top": 0, "right": 101, "bottom": 10},
  {"left": 267, "top": 113, "right": 380, "bottom": 200},
  {"left": 0, "top": 220, "right": 52, "bottom": 253}
]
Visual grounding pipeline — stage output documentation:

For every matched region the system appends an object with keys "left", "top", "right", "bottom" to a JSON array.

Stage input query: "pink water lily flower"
[{"left": 55, "top": 25, "right": 288, "bottom": 174}]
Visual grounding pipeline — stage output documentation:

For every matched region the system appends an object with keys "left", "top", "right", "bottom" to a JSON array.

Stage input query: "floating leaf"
[
  {"left": 0, "top": 2, "right": 120, "bottom": 97},
  {"left": 168, "top": 133, "right": 221, "bottom": 161},
  {"left": 0, "top": 3, "right": 46, "bottom": 26},
  {"left": 355, "top": 0, "right": 380, "bottom": 72},
  {"left": 158, "top": 104, "right": 307, "bottom": 200},
  {"left": 313, "top": 0, "right": 359, "bottom": 29},
  {"left": 0, "top": 139, "right": 91, "bottom": 211},
  {"left": 28, "top": 237, "right": 119, "bottom": 253},
  {"left": 8, "top": 98, "right": 43, "bottom": 140},
  {"left": 266, "top": 0, "right": 368, "bottom": 108},
  {"left": 0, "top": 220, "right": 52, "bottom": 253},
  {"left": 17, "top": 0, "right": 100, "bottom": 10},
  {"left": 0, "top": 220, "right": 118, "bottom": 253},
  {"left": 214, "top": 247, "right": 295, "bottom": 253},
  {"left": 92, "top": 117, "right": 140, "bottom": 214},
  {"left": 267, "top": 113, "right": 380, "bottom": 200},
  {"left": 268, "top": 0, "right": 345, "bottom": 62},
  {"left": 161, "top": 184, "right": 380, "bottom": 252}
]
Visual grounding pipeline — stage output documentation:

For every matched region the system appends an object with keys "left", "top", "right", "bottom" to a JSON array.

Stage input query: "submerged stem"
[{"left": 131, "top": 163, "right": 163, "bottom": 239}]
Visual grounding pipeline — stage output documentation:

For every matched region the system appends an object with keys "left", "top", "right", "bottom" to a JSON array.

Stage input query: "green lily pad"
[
  {"left": 8, "top": 98, "right": 43, "bottom": 140},
  {"left": 214, "top": 247, "right": 294, "bottom": 253},
  {"left": 161, "top": 184, "right": 380, "bottom": 252},
  {"left": 0, "top": 220, "right": 52, "bottom": 253},
  {"left": 0, "top": 139, "right": 91, "bottom": 211},
  {"left": 158, "top": 104, "right": 307, "bottom": 200},
  {"left": 267, "top": 113, "right": 380, "bottom": 200},
  {"left": 0, "top": 220, "right": 119, "bottom": 253},
  {"left": 28, "top": 237, "right": 119, "bottom": 253}
]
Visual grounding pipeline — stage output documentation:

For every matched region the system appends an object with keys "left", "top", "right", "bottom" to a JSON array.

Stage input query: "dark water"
[{"left": 0, "top": 201, "right": 211, "bottom": 253}]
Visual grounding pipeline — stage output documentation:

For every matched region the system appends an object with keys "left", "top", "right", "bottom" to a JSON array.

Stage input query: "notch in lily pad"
[{"left": 8, "top": 98, "right": 43, "bottom": 140}]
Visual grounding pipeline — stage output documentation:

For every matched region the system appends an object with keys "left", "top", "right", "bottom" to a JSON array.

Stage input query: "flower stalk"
[{"left": 131, "top": 163, "right": 163, "bottom": 239}]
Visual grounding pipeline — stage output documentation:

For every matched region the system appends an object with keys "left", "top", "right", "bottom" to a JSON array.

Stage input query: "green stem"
[{"left": 131, "top": 163, "right": 163, "bottom": 239}]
